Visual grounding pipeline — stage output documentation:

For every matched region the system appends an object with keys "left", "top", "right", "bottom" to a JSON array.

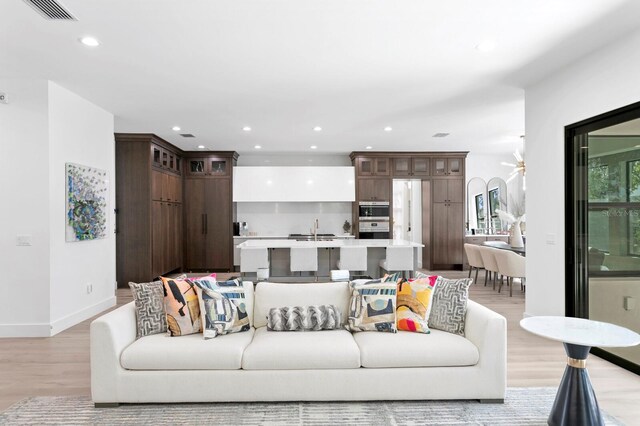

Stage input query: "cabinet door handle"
[
  {"left": 201, "top": 214, "right": 205, "bottom": 234},
  {"left": 205, "top": 214, "right": 208, "bottom": 234}
]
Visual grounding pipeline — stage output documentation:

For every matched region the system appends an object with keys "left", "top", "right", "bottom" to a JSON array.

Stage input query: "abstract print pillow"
[
  {"left": 396, "top": 275, "right": 438, "bottom": 333},
  {"left": 428, "top": 277, "right": 472, "bottom": 336},
  {"left": 346, "top": 280, "right": 397, "bottom": 333},
  {"left": 161, "top": 276, "right": 202, "bottom": 336},
  {"left": 267, "top": 305, "right": 342, "bottom": 331},
  {"left": 128, "top": 280, "right": 167, "bottom": 339},
  {"left": 193, "top": 277, "right": 251, "bottom": 339}
]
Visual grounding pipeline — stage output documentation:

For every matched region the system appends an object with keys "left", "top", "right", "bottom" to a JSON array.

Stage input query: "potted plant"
[{"left": 342, "top": 220, "right": 352, "bottom": 235}]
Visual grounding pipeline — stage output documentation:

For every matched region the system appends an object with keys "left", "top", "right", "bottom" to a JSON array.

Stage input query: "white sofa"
[{"left": 91, "top": 281, "right": 506, "bottom": 406}]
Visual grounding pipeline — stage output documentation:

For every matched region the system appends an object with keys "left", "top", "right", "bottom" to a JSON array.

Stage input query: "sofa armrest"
[
  {"left": 464, "top": 300, "right": 507, "bottom": 393},
  {"left": 90, "top": 302, "right": 137, "bottom": 403}
]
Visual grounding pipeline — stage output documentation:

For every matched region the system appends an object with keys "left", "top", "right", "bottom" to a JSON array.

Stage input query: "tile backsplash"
[{"left": 236, "top": 202, "right": 353, "bottom": 236}]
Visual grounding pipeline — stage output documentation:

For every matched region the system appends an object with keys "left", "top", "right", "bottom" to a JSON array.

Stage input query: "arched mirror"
[
  {"left": 487, "top": 177, "right": 508, "bottom": 232},
  {"left": 466, "top": 177, "right": 487, "bottom": 233}
]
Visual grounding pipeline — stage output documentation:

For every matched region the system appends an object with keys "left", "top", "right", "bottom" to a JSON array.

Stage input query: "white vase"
[{"left": 510, "top": 222, "right": 524, "bottom": 248}]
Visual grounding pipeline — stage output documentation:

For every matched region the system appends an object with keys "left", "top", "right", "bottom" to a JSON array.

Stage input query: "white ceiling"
[{"left": 2, "top": 0, "right": 640, "bottom": 155}]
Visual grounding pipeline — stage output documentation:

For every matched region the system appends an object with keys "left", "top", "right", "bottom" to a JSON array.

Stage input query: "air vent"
[
  {"left": 180, "top": 134, "right": 196, "bottom": 138},
  {"left": 23, "top": 0, "right": 77, "bottom": 20},
  {"left": 432, "top": 133, "right": 450, "bottom": 138}
]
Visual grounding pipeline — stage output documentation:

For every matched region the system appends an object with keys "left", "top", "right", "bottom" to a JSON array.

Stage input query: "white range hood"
[{"left": 233, "top": 166, "right": 355, "bottom": 202}]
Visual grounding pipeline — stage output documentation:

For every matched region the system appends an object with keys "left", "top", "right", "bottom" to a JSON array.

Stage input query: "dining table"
[{"left": 482, "top": 240, "right": 525, "bottom": 255}]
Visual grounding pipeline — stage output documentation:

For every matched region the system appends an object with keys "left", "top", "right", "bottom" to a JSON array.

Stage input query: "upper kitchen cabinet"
[
  {"left": 151, "top": 142, "right": 181, "bottom": 175},
  {"left": 392, "top": 157, "right": 430, "bottom": 177},
  {"left": 357, "top": 178, "right": 390, "bottom": 201},
  {"left": 185, "top": 155, "right": 235, "bottom": 177},
  {"left": 356, "top": 157, "right": 390, "bottom": 176},
  {"left": 432, "top": 157, "right": 464, "bottom": 176}
]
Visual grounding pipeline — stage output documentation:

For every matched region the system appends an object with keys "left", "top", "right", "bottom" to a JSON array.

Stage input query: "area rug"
[{"left": 0, "top": 388, "right": 623, "bottom": 425}]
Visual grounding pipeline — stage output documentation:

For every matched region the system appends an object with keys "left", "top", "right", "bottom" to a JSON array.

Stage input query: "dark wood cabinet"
[
  {"left": 357, "top": 178, "right": 390, "bottom": 201},
  {"left": 151, "top": 201, "right": 183, "bottom": 277},
  {"left": 392, "top": 157, "right": 430, "bottom": 177},
  {"left": 432, "top": 177, "right": 464, "bottom": 267},
  {"left": 151, "top": 143, "right": 181, "bottom": 174},
  {"left": 432, "top": 157, "right": 464, "bottom": 176},
  {"left": 433, "top": 178, "right": 464, "bottom": 203},
  {"left": 184, "top": 178, "right": 233, "bottom": 270},
  {"left": 357, "top": 157, "right": 390, "bottom": 176},
  {"left": 186, "top": 156, "right": 231, "bottom": 177}
]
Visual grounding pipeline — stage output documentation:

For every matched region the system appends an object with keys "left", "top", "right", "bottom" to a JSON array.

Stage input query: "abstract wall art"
[{"left": 65, "top": 163, "right": 108, "bottom": 242}]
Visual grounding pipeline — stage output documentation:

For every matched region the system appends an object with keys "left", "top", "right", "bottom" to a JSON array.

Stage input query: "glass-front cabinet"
[
  {"left": 186, "top": 157, "right": 230, "bottom": 177},
  {"left": 151, "top": 144, "right": 181, "bottom": 174},
  {"left": 432, "top": 157, "right": 463, "bottom": 176}
]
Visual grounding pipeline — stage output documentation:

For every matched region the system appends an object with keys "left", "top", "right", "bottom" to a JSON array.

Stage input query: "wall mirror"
[
  {"left": 487, "top": 177, "right": 508, "bottom": 232},
  {"left": 466, "top": 177, "right": 487, "bottom": 232}
]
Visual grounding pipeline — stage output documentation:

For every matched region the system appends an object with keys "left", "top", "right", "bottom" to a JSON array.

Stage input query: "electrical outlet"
[
  {"left": 546, "top": 233, "right": 556, "bottom": 245},
  {"left": 16, "top": 235, "right": 32, "bottom": 246},
  {"left": 624, "top": 296, "right": 635, "bottom": 311},
  {"left": 86, "top": 283, "right": 93, "bottom": 294}
]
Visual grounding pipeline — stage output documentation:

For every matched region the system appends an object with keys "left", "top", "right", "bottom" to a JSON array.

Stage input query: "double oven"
[{"left": 358, "top": 201, "right": 390, "bottom": 239}]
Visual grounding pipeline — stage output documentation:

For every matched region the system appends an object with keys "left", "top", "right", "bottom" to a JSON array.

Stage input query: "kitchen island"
[{"left": 237, "top": 239, "right": 424, "bottom": 280}]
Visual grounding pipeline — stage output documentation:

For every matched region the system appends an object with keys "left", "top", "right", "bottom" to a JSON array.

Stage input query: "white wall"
[
  {"left": 48, "top": 82, "right": 116, "bottom": 334},
  {"left": 525, "top": 28, "right": 640, "bottom": 316},
  {"left": 0, "top": 80, "right": 115, "bottom": 337},
  {"left": 0, "top": 79, "right": 52, "bottom": 336}
]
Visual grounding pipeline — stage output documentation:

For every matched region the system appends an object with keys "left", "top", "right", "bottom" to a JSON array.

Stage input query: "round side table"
[{"left": 520, "top": 316, "right": 640, "bottom": 426}]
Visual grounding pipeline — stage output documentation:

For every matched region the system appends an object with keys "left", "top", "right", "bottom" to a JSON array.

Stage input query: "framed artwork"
[
  {"left": 489, "top": 187, "right": 500, "bottom": 217},
  {"left": 475, "top": 193, "right": 486, "bottom": 221},
  {"left": 65, "top": 163, "right": 109, "bottom": 242}
]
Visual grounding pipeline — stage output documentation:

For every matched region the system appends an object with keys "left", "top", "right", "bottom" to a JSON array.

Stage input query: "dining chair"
[
  {"left": 494, "top": 249, "right": 525, "bottom": 297},
  {"left": 464, "top": 243, "right": 484, "bottom": 284},
  {"left": 477, "top": 245, "right": 500, "bottom": 289}
]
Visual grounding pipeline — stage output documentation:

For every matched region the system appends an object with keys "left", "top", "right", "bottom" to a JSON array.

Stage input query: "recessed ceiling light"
[
  {"left": 197, "top": 145, "right": 205, "bottom": 149},
  {"left": 384, "top": 126, "right": 393, "bottom": 132},
  {"left": 172, "top": 126, "right": 181, "bottom": 131},
  {"left": 242, "top": 126, "right": 252, "bottom": 132},
  {"left": 365, "top": 146, "right": 373, "bottom": 150},
  {"left": 254, "top": 145, "right": 262, "bottom": 149},
  {"left": 313, "top": 126, "right": 322, "bottom": 132},
  {"left": 80, "top": 36, "right": 100, "bottom": 47},
  {"left": 310, "top": 145, "right": 317, "bottom": 150},
  {"left": 475, "top": 40, "right": 496, "bottom": 52},
  {"left": 433, "top": 133, "right": 450, "bottom": 138}
]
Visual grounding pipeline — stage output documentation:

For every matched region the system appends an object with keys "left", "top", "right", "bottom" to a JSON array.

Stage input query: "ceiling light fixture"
[
  {"left": 365, "top": 146, "right": 373, "bottom": 150},
  {"left": 172, "top": 126, "right": 181, "bottom": 131},
  {"left": 310, "top": 145, "right": 317, "bottom": 150},
  {"left": 313, "top": 126, "right": 322, "bottom": 132},
  {"left": 503, "top": 135, "right": 526, "bottom": 190},
  {"left": 475, "top": 40, "right": 496, "bottom": 52},
  {"left": 254, "top": 145, "right": 262, "bottom": 149},
  {"left": 197, "top": 145, "right": 205, "bottom": 149},
  {"left": 80, "top": 36, "right": 100, "bottom": 47},
  {"left": 384, "top": 126, "right": 393, "bottom": 132},
  {"left": 242, "top": 126, "right": 252, "bottom": 132},
  {"left": 433, "top": 133, "right": 450, "bottom": 138}
]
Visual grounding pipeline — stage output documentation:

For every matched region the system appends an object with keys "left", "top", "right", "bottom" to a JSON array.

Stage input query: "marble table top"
[{"left": 520, "top": 316, "right": 640, "bottom": 348}]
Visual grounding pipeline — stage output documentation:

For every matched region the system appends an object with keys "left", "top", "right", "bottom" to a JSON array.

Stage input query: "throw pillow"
[
  {"left": 193, "top": 277, "right": 251, "bottom": 339},
  {"left": 128, "top": 280, "right": 167, "bottom": 339},
  {"left": 428, "top": 276, "right": 472, "bottom": 336},
  {"left": 267, "top": 305, "right": 342, "bottom": 331},
  {"left": 346, "top": 280, "right": 397, "bottom": 333},
  {"left": 396, "top": 275, "right": 438, "bottom": 333},
  {"left": 161, "top": 276, "right": 202, "bottom": 336}
]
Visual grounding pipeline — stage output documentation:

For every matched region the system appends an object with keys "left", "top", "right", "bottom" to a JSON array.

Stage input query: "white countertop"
[
  {"left": 466, "top": 234, "right": 509, "bottom": 238},
  {"left": 234, "top": 235, "right": 355, "bottom": 240},
  {"left": 237, "top": 238, "right": 424, "bottom": 249},
  {"left": 520, "top": 316, "right": 640, "bottom": 348}
]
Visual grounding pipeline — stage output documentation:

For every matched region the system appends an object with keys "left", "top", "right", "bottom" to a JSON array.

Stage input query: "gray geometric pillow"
[
  {"left": 267, "top": 305, "right": 342, "bottom": 331},
  {"left": 129, "top": 281, "right": 167, "bottom": 339},
  {"left": 428, "top": 277, "right": 472, "bottom": 336}
]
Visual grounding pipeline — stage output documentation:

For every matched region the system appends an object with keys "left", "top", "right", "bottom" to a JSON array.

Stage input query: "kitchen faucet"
[{"left": 312, "top": 218, "right": 319, "bottom": 241}]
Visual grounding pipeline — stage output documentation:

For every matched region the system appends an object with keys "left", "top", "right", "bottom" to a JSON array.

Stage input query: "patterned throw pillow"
[
  {"left": 193, "top": 277, "right": 251, "bottom": 339},
  {"left": 346, "top": 280, "right": 397, "bottom": 333},
  {"left": 396, "top": 275, "right": 438, "bottom": 333},
  {"left": 128, "top": 281, "right": 167, "bottom": 339},
  {"left": 161, "top": 276, "right": 202, "bottom": 336},
  {"left": 428, "top": 276, "right": 472, "bottom": 336},
  {"left": 267, "top": 305, "right": 342, "bottom": 331}
]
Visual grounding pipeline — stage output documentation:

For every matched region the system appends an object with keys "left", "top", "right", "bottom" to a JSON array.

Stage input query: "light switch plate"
[
  {"left": 624, "top": 296, "right": 635, "bottom": 311},
  {"left": 546, "top": 233, "right": 556, "bottom": 244},
  {"left": 16, "top": 235, "right": 32, "bottom": 246}
]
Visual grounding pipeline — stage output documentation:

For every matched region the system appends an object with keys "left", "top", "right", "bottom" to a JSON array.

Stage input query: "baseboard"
[
  {"left": 0, "top": 323, "right": 51, "bottom": 338},
  {"left": 50, "top": 296, "right": 116, "bottom": 336}
]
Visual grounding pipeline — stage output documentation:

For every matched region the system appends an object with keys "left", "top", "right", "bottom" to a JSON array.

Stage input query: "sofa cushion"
[
  {"left": 352, "top": 329, "right": 479, "bottom": 368},
  {"left": 121, "top": 328, "right": 255, "bottom": 370},
  {"left": 242, "top": 327, "right": 360, "bottom": 370},
  {"left": 253, "top": 282, "right": 350, "bottom": 328}
]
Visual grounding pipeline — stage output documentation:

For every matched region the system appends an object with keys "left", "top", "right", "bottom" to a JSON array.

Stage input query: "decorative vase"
[{"left": 510, "top": 222, "right": 524, "bottom": 248}]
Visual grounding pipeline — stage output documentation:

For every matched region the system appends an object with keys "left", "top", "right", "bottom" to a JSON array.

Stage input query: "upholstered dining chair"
[
  {"left": 464, "top": 243, "right": 484, "bottom": 284},
  {"left": 477, "top": 245, "right": 500, "bottom": 290},
  {"left": 240, "top": 247, "right": 270, "bottom": 277},
  {"left": 379, "top": 246, "right": 414, "bottom": 279},
  {"left": 494, "top": 249, "right": 525, "bottom": 297}
]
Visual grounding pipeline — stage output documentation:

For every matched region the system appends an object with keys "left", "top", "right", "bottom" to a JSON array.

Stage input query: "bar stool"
[
  {"left": 337, "top": 246, "right": 368, "bottom": 279},
  {"left": 290, "top": 247, "right": 318, "bottom": 280},
  {"left": 240, "top": 247, "right": 269, "bottom": 278},
  {"left": 464, "top": 243, "right": 484, "bottom": 284},
  {"left": 494, "top": 249, "right": 526, "bottom": 297},
  {"left": 477, "top": 245, "right": 500, "bottom": 289},
  {"left": 379, "top": 246, "right": 413, "bottom": 279}
]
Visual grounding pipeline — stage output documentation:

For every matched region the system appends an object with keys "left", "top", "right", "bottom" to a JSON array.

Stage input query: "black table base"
[{"left": 548, "top": 343, "right": 603, "bottom": 426}]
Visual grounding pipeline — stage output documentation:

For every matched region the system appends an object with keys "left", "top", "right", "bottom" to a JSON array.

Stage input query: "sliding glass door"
[{"left": 566, "top": 103, "right": 640, "bottom": 375}]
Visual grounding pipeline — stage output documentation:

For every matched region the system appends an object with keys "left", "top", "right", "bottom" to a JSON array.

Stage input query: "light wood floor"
[{"left": 1, "top": 271, "right": 639, "bottom": 425}]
